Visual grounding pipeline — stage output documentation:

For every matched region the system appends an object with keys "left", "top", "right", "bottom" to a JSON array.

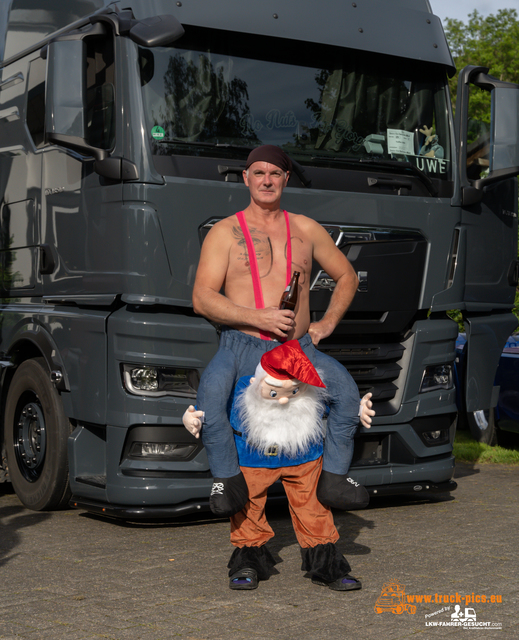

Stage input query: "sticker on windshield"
[
  {"left": 387, "top": 127, "right": 448, "bottom": 176},
  {"left": 151, "top": 126, "right": 165, "bottom": 140},
  {"left": 387, "top": 129, "right": 415, "bottom": 156}
]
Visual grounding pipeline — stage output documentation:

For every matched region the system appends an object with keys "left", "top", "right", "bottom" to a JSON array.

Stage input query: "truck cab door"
[
  {"left": 455, "top": 66, "right": 519, "bottom": 421},
  {"left": 0, "top": 55, "right": 43, "bottom": 297}
]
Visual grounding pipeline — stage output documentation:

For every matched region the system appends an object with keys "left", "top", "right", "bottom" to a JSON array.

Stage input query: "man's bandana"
[{"left": 245, "top": 145, "right": 292, "bottom": 173}]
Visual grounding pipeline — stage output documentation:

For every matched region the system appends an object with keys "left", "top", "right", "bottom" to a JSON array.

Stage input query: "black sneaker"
[
  {"left": 312, "top": 574, "right": 362, "bottom": 591},
  {"left": 229, "top": 567, "right": 259, "bottom": 590}
]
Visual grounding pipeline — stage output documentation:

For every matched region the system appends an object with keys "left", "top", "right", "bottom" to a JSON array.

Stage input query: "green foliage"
[
  {"left": 454, "top": 431, "right": 519, "bottom": 464},
  {"left": 445, "top": 9, "right": 519, "bottom": 114},
  {"left": 446, "top": 309, "right": 464, "bottom": 333}
]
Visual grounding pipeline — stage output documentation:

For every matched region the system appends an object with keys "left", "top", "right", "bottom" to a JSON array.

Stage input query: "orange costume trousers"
[{"left": 230, "top": 457, "right": 340, "bottom": 549}]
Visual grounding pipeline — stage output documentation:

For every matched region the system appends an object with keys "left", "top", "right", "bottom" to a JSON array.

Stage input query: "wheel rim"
[
  {"left": 473, "top": 409, "right": 489, "bottom": 431},
  {"left": 13, "top": 392, "right": 46, "bottom": 482}
]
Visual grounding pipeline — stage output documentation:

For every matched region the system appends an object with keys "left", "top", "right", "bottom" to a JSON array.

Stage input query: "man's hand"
[
  {"left": 359, "top": 393, "right": 374, "bottom": 428},
  {"left": 308, "top": 319, "right": 335, "bottom": 345},
  {"left": 183, "top": 405, "right": 205, "bottom": 438},
  {"left": 255, "top": 307, "right": 295, "bottom": 339}
]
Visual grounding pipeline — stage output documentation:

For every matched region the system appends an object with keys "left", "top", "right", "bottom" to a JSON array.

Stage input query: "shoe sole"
[
  {"left": 229, "top": 582, "right": 258, "bottom": 590},
  {"left": 312, "top": 578, "right": 362, "bottom": 591}
]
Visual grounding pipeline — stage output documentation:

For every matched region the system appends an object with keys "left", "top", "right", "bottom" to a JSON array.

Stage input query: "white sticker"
[{"left": 387, "top": 129, "right": 415, "bottom": 156}]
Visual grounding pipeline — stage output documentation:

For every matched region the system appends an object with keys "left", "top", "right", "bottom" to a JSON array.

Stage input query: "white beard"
[{"left": 235, "top": 377, "right": 326, "bottom": 458}]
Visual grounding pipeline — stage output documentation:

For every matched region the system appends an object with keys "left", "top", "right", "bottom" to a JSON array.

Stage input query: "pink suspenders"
[{"left": 236, "top": 210, "right": 292, "bottom": 341}]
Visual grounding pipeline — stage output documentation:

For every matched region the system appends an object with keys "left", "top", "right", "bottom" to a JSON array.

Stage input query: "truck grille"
[{"left": 318, "top": 342, "right": 405, "bottom": 403}]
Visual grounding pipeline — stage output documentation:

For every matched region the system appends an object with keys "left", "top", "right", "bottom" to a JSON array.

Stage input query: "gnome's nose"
[{"left": 278, "top": 397, "right": 289, "bottom": 405}]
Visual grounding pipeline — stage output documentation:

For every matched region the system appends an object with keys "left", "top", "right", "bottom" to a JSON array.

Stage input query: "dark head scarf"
[{"left": 245, "top": 145, "right": 292, "bottom": 173}]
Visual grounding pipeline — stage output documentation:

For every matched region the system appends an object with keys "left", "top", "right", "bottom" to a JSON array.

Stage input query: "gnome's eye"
[
  {"left": 269, "top": 390, "right": 277, "bottom": 398},
  {"left": 292, "top": 388, "right": 300, "bottom": 395}
]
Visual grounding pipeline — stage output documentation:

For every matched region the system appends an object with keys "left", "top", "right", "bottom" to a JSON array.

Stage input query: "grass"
[{"left": 453, "top": 430, "right": 519, "bottom": 464}]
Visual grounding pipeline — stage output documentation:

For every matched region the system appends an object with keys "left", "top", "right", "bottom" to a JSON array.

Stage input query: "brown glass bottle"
[{"left": 279, "top": 271, "right": 300, "bottom": 310}]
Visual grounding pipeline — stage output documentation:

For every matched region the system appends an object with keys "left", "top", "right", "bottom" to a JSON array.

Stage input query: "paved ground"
[{"left": 0, "top": 462, "right": 517, "bottom": 640}]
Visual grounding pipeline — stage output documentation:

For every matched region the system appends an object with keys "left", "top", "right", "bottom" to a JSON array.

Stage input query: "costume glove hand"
[
  {"left": 182, "top": 405, "right": 205, "bottom": 438},
  {"left": 359, "top": 393, "right": 374, "bottom": 428}
]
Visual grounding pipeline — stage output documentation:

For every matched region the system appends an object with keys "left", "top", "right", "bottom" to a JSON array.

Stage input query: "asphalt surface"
[{"left": 0, "top": 462, "right": 517, "bottom": 640}]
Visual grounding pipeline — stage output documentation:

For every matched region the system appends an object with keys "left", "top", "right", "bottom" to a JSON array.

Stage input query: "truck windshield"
[{"left": 139, "top": 26, "right": 451, "bottom": 181}]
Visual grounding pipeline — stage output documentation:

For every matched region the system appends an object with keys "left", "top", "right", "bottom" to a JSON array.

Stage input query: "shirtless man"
[
  {"left": 193, "top": 148, "right": 358, "bottom": 345},
  {"left": 190, "top": 145, "right": 372, "bottom": 590}
]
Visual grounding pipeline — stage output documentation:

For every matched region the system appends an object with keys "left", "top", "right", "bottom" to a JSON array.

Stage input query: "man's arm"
[
  {"left": 306, "top": 220, "right": 359, "bottom": 345},
  {"left": 192, "top": 221, "right": 295, "bottom": 339}
]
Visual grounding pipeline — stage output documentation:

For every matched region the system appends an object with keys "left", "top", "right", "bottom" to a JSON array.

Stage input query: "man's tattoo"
[
  {"left": 286, "top": 235, "right": 306, "bottom": 283},
  {"left": 232, "top": 225, "right": 273, "bottom": 277}
]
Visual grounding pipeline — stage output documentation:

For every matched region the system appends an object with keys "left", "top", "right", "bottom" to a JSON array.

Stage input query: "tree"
[
  {"left": 444, "top": 9, "right": 519, "bottom": 116},
  {"left": 155, "top": 52, "right": 260, "bottom": 146}
]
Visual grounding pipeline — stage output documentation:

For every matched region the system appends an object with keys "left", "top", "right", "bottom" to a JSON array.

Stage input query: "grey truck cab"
[{"left": 0, "top": 0, "right": 517, "bottom": 516}]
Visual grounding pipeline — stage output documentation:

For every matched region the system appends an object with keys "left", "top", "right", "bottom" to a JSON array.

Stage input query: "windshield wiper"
[
  {"left": 158, "top": 139, "right": 311, "bottom": 187},
  {"left": 359, "top": 158, "right": 438, "bottom": 197},
  {"left": 158, "top": 139, "right": 253, "bottom": 152}
]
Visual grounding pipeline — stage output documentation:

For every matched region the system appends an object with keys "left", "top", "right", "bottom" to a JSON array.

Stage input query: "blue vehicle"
[{"left": 455, "top": 334, "right": 519, "bottom": 445}]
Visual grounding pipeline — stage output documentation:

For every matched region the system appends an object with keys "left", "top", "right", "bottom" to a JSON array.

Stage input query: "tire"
[
  {"left": 4, "top": 358, "right": 72, "bottom": 510},
  {"left": 467, "top": 407, "right": 497, "bottom": 446},
  {"left": 495, "top": 421, "right": 519, "bottom": 448}
]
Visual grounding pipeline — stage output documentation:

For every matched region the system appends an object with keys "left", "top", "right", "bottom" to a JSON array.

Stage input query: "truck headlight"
[
  {"left": 419, "top": 364, "right": 453, "bottom": 393},
  {"left": 122, "top": 364, "right": 199, "bottom": 398},
  {"left": 129, "top": 442, "right": 197, "bottom": 459}
]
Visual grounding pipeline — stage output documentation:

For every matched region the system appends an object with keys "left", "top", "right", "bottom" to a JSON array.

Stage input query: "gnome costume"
[{"left": 224, "top": 341, "right": 363, "bottom": 590}]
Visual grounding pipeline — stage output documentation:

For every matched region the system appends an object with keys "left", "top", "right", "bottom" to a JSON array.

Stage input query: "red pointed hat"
[{"left": 260, "top": 340, "right": 326, "bottom": 388}]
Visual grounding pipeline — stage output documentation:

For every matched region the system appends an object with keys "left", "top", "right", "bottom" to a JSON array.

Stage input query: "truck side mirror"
[
  {"left": 44, "top": 12, "right": 184, "bottom": 169},
  {"left": 487, "top": 83, "right": 519, "bottom": 182},
  {"left": 456, "top": 66, "right": 519, "bottom": 204},
  {"left": 45, "top": 36, "right": 107, "bottom": 161}
]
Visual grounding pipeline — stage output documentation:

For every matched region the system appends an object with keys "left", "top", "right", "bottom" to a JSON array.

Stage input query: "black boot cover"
[
  {"left": 209, "top": 472, "right": 249, "bottom": 517},
  {"left": 300, "top": 542, "right": 352, "bottom": 583},
  {"left": 227, "top": 545, "right": 277, "bottom": 580},
  {"left": 316, "top": 469, "right": 370, "bottom": 510}
]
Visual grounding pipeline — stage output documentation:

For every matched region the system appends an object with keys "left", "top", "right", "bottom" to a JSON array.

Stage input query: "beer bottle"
[{"left": 279, "top": 271, "right": 300, "bottom": 310}]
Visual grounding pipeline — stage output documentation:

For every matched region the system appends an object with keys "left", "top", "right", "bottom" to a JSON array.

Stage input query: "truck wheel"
[
  {"left": 4, "top": 358, "right": 72, "bottom": 511},
  {"left": 467, "top": 408, "right": 497, "bottom": 445}
]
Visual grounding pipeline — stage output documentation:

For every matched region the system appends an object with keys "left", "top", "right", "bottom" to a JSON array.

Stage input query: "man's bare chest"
[{"left": 228, "top": 220, "right": 312, "bottom": 282}]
